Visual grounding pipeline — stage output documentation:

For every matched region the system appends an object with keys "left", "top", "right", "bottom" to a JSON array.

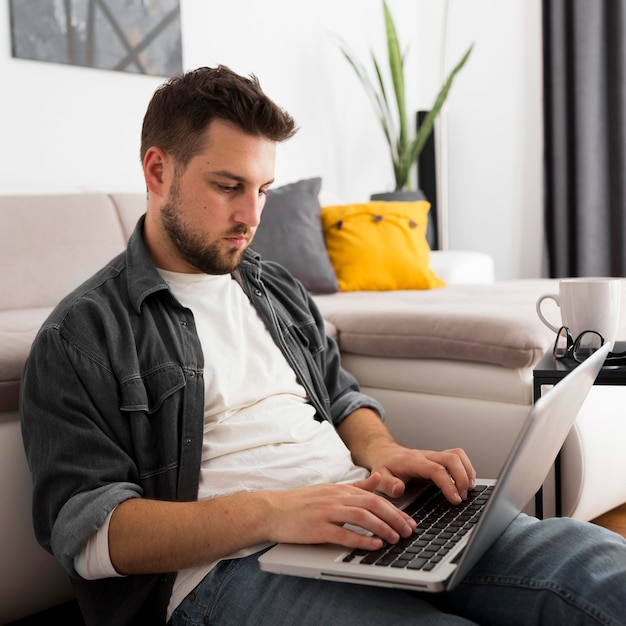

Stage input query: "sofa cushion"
[
  {"left": 109, "top": 192, "right": 148, "bottom": 239},
  {"left": 0, "top": 194, "right": 128, "bottom": 311},
  {"left": 320, "top": 201, "right": 445, "bottom": 291},
  {"left": 251, "top": 178, "right": 339, "bottom": 294},
  {"left": 313, "top": 280, "right": 568, "bottom": 368}
]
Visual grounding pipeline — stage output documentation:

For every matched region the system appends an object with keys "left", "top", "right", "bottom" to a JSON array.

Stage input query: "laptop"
[{"left": 259, "top": 342, "right": 610, "bottom": 592}]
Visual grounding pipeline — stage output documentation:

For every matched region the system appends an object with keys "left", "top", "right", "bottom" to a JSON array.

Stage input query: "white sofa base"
[
  {"left": 359, "top": 386, "right": 530, "bottom": 480},
  {"left": 0, "top": 411, "right": 75, "bottom": 624},
  {"left": 551, "top": 385, "right": 626, "bottom": 520},
  {"left": 430, "top": 250, "right": 495, "bottom": 285}
]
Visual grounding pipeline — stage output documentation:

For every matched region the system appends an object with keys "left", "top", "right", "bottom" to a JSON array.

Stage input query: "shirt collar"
[
  {"left": 125, "top": 215, "right": 171, "bottom": 314},
  {"left": 124, "top": 215, "right": 263, "bottom": 314}
]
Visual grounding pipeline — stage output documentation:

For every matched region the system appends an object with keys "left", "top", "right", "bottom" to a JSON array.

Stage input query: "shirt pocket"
[
  {"left": 119, "top": 363, "right": 187, "bottom": 489},
  {"left": 119, "top": 363, "right": 186, "bottom": 414}
]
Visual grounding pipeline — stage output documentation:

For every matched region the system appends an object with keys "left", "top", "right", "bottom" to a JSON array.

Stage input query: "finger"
[
  {"left": 422, "top": 453, "right": 470, "bottom": 504},
  {"left": 442, "top": 448, "right": 476, "bottom": 497},
  {"left": 337, "top": 496, "right": 415, "bottom": 544},
  {"left": 349, "top": 474, "right": 413, "bottom": 526},
  {"left": 450, "top": 447, "right": 477, "bottom": 489},
  {"left": 326, "top": 523, "right": 386, "bottom": 551},
  {"left": 351, "top": 472, "right": 381, "bottom": 493},
  {"left": 373, "top": 467, "right": 407, "bottom": 499},
  {"left": 432, "top": 464, "right": 464, "bottom": 504},
  {"left": 357, "top": 476, "right": 416, "bottom": 529}
]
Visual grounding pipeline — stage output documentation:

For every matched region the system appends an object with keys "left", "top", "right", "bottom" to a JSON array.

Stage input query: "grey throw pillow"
[{"left": 252, "top": 177, "right": 339, "bottom": 294}]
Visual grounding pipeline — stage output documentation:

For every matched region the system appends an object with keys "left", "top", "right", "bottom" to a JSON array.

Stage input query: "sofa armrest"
[{"left": 430, "top": 250, "right": 495, "bottom": 285}]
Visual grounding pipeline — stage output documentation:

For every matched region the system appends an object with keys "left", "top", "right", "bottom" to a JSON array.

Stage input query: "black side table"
[{"left": 532, "top": 342, "right": 626, "bottom": 518}]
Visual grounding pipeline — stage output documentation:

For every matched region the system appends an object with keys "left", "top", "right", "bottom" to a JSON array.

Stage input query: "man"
[{"left": 20, "top": 65, "right": 626, "bottom": 626}]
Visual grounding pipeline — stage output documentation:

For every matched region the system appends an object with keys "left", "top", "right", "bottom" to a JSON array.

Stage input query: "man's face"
[{"left": 147, "top": 119, "right": 277, "bottom": 274}]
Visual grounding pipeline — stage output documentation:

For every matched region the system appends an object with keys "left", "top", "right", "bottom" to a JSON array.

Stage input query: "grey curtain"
[{"left": 543, "top": 0, "right": 626, "bottom": 277}]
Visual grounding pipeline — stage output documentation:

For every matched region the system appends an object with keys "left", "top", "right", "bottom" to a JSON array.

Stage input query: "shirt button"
[
  {"left": 254, "top": 289, "right": 262, "bottom": 296},
  {"left": 180, "top": 320, "right": 187, "bottom": 326}
]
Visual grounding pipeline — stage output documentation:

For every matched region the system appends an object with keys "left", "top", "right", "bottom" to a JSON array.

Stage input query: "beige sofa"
[{"left": 2, "top": 191, "right": 626, "bottom": 623}]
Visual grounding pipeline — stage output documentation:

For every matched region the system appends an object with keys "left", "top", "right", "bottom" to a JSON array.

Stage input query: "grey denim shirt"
[{"left": 19, "top": 215, "right": 384, "bottom": 626}]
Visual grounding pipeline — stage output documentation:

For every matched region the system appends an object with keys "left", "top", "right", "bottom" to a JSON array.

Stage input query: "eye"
[{"left": 218, "top": 184, "right": 238, "bottom": 193}]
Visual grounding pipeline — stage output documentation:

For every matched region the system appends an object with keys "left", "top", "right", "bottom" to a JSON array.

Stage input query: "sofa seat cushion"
[
  {"left": 313, "top": 279, "right": 571, "bottom": 369},
  {"left": 0, "top": 308, "right": 53, "bottom": 334},
  {"left": 0, "top": 309, "right": 53, "bottom": 412},
  {"left": 0, "top": 330, "right": 38, "bottom": 412}
]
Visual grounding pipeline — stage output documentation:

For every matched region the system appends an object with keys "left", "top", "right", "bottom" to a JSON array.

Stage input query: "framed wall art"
[{"left": 9, "top": 0, "right": 182, "bottom": 77}]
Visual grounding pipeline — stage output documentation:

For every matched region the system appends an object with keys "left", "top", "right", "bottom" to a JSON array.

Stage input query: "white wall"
[{"left": 0, "top": 0, "right": 542, "bottom": 280}]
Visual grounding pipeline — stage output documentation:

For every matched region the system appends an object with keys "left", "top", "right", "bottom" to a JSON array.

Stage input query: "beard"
[{"left": 160, "top": 180, "right": 250, "bottom": 275}]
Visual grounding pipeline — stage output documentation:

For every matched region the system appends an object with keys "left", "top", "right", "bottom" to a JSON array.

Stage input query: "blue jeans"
[{"left": 170, "top": 514, "right": 626, "bottom": 625}]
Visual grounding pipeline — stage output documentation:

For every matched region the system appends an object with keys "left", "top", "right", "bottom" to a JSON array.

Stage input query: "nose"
[{"left": 233, "top": 191, "right": 263, "bottom": 228}]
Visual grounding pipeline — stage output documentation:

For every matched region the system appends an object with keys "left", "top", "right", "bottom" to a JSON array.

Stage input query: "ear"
[{"left": 143, "top": 147, "right": 170, "bottom": 197}]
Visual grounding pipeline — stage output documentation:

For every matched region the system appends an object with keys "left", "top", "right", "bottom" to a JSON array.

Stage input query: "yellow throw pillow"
[{"left": 320, "top": 201, "right": 445, "bottom": 291}]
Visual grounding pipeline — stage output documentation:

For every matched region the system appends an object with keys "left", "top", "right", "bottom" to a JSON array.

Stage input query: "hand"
[
  {"left": 337, "top": 409, "right": 476, "bottom": 506},
  {"left": 368, "top": 443, "right": 477, "bottom": 505},
  {"left": 266, "top": 474, "right": 416, "bottom": 552}
]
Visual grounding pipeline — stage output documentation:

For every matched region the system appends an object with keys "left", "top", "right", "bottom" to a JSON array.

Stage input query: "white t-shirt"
[{"left": 75, "top": 270, "right": 368, "bottom": 618}]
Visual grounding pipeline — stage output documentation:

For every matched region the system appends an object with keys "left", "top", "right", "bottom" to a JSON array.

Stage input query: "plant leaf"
[
  {"left": 407, "top": 44, "right": 474, "bottom": 168},
  {"left": 334, "top": 3, "right": 473, "bottom": 192},
  {"left": 383, "top": 0, "right": 408, "bottom": 159}
]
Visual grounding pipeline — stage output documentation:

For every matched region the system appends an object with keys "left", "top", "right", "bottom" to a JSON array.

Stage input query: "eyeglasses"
[{"left": 553, "top": 326, "right": 605, "bottom": 363}]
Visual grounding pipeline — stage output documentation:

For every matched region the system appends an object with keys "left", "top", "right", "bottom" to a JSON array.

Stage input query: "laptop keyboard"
[{"left": 343, "top": 485, "right": 494, "bottom": 572}]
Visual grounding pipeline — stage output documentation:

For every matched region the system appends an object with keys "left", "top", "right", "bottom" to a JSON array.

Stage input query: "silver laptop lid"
[{"left": 447, "top": 342, "right": 610, "bottom": 588}]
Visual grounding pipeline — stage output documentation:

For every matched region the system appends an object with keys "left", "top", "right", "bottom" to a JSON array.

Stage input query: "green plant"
[{"left": 337, "top": 1, "right": 473, "bottom": 192}]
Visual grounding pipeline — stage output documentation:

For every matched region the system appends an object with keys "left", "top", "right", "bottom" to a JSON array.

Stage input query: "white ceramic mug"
[{"left": 536, "top": 278, "right": 621, "bottom": 348}]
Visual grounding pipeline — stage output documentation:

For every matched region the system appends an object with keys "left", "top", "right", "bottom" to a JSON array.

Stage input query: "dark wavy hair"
[{"left": 140, "top": 65, "right": 298, "bottom": 166}]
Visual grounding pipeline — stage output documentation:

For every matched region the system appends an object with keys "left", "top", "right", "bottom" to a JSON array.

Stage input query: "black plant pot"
[{"left": 370, "top": 189, "right": 427, "bottom": 202}]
